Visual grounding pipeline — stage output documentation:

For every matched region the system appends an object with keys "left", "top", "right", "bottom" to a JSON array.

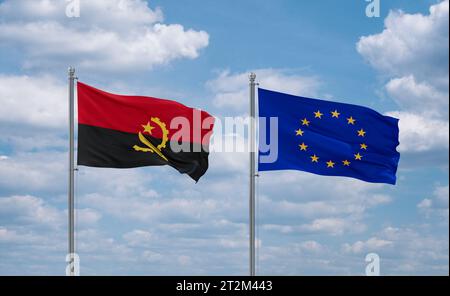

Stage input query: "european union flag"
[{"left": 258, "top": 88, "right": 400, "bottom": 185}]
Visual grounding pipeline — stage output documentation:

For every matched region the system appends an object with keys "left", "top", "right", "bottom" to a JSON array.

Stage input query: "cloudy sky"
[{"left": 0, "top": 0, "right": 448, "bottom": 275}]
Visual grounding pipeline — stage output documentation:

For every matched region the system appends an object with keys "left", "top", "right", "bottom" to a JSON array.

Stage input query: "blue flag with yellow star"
[{"left": 258, "top": 88, "right": 400, "bottom": 185}]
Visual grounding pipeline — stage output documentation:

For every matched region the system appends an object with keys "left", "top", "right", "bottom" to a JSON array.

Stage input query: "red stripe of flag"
[{"left": 77, "top": 82, "right": 214, "bottom": 145}]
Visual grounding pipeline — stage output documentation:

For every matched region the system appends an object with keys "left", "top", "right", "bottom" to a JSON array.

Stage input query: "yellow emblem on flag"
[
  {"left": 294, "top": 111, "right": 367, "bottom": 168},
  {"left": 133, "top": 117, "right": 169, "bottom": 162}
]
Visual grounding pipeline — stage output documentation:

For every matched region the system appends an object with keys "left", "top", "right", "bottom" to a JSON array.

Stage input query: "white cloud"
[
  {"left": 386, "top": 75, "right": 448, "bottom": 118},
  {"left": 417, "top": 198, "right": 433, "bottom": 210},
  {"left": 263, "top": 218, "right": 366, "bottom": 236},
  {"left": 0, "top": 227, "right": 39, "bottom": 243},
  {"left": 76, "top": 229, "right": 133, "bottom": 260},
  {"left": 260, "top": 172, "right": 388, "bottom": 208},
  {"left": 299, "top": 218, "right": 366, "bottom": 236},
  {"left": 142, "top": 250, "right": 163, "bottom": 263},
  {"left": 366, "top": 194, "right": 392, "bottom": 207},
  {"left": 0, "top": 0, "right": 209, "bottom": 71},
  {"left": 386, "top": 111, "right": 449, "bottom": 152},
  {"left": 0, "top": 75, "right": 72, "bottom": 156},
  {"left": 253, "top": 172, "right": 394, "bottom": 238},
  {"left": 0, "top": 75, "right": 67, "bottom": 128},
  {"left": 357, "top": 0, "right": 449, "bottom": 154},
  {"left": 207, "top": 69, "right": 320, "bottom": 112},
  {"left": 343, "top": 237, "right": 393, "bottom": 254},
  {"left": 0, "top": 0, "right": 164, "bottom": 26},
  {"left": 298, "top": 240, "right": 323, "bottom": 252},
  {"left": 0, "top": 195, "right": 63, "bottom": 227},
  {"left": 418, "top": 185, "right": 449, "bottom": 220},
  {"left": 0, "top": 152, "right": 66, "bottom": 193},
  {"left": 76, "top": 208, "right": 102, "bottom": 226},
  {"left": 380, "top": 226, "right": 448, "bottom": 273},
  {"left": 262, "top": 218, "right": 365, "bottom": 236},
  {"left": 0, "top": 194, "right": 101, "bottom": 228},
  {"left": 357, "top": 0, "right": 449, "bottom": 79},
  {"left": 434, "top": 185, "right": 449, "bottom": 208},
  {"left": 218, "top": 237, "right": 249, "bottom": 249},
  {"left": 262, "top": 224, "right": 295, "bottom": 234},
  {"left": 81, "top": 193, "right": 223, "bottom": 223},
  {"left": 123, "top": 229, "right": 153, "bottom": 247},
  {"left": 340, "top": 226, "right": 448, "bottom": 274}
]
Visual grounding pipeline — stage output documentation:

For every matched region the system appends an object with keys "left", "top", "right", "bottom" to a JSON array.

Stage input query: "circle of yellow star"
[
  {"left": 357, "top": 129, "right": 366, "bottom": 137},
  {"left": 314, "top": 110, "right": 323, "bottom": 119},
  {"left": 331, "top": 110, "right": 340, "bottom": 118},
  {"left": 343, "top": 160, "right": 351, "bottom": 166},
  {"left": 354, "top": 153, "right": 363, "bottom": 160},
  {"left": 347, "top": 116, "right": 356, "bottom": 125},
  {"left": 311, "top": 154, "right": 319, "bottom": 163},
  {"left": 301, "top": 118, "right": 310, "bottom": 126},
  {"left": 326, "top": 160, "right": 335, "bottom": 168},
  {"left": 299, "top": 143, "right": 308, "bottom": 151},
  {"left": 295, "top": 129, "right": 304, "bottom": 136},
  {"left": 360, "top": 143, "right": 368, "bottom": 150},
  {"left": 142, "top": 122, "right": 155, "bottom": 135}
]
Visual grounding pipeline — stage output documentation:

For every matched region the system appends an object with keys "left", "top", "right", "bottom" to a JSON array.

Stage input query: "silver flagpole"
[
  {"left": 249, "top": 73, "right": 256, "bottom": 276},
  {"left": 68, "top": 67, "right": 76, "bottom": 276}
]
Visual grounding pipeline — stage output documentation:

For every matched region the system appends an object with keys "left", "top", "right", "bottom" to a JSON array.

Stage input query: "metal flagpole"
[
  {"left": 249, "top": 73, "right": 256, "bottom": 276},
  {"left": 68, "top": 67, "right": 76, "bottom": 276}
]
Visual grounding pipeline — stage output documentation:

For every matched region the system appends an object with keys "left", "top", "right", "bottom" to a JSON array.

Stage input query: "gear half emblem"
[{"left": 133, "top": 117, "right": 169, "bottom": 162}]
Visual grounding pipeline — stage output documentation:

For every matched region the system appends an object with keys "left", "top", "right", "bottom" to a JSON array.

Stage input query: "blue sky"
[{"left": 0, "top": 0, "right": 448, "bottom": 275}]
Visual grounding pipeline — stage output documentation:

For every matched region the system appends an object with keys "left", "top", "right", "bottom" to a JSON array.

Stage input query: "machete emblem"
[{"left": 133, "top": 117, "right": 169, "bottom": 162}]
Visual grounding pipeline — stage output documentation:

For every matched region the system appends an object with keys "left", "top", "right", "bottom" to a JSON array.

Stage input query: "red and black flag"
[{"left": 77, "top": 82, "right": 215, "bottom": 182}]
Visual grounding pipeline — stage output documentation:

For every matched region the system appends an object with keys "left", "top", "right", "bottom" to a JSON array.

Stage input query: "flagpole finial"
[
  {"left": 249, "top": 72, "right": 256, "bottom": 82},
  {"left": 68, "top": 67, "right": 75, "bottom": 77}
]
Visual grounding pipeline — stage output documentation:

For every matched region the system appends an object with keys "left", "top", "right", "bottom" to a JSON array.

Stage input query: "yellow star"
[
  {"left": 142, "top": 122, "right": 155, "bottom": 135},
  {"left": 326, "top": 160, "right": 335, "bottom": 168},
  {"left": 354, "top": 153, "right": 363, "bottom": 160},
  {"left": 295, "top": 129, "right": 304, "bottom": 136},
  {"left": 310, "top": 154, "right": 319, "bottom": 163},
  {"left": 331, "top": 110, "right": 340, "bottom": 118},
  {"left": 357, "top": 129, "right": 366, "bottom": 137},
  {"left": 347, "top": 116, "right": 356, "bottom": 125},
  {"left": 299, "top": 143, "right": 308, "bottom": 151},
  {"left": 301, "top": 118, "right": 310, "bottom": 126},
  {"left": 343, "top": 160, "right": 351, "bottom": 166},
  {"left": 360, "top": 143, "right": 368, "bottom": 150},
  {"left": 314, "top": 110, "right": 323, "bottom": 119}
]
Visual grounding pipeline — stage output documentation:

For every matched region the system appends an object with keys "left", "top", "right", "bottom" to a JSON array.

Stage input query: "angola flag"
[{"left": 77, "top": 82, "right": 215, "bottom": 182}]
